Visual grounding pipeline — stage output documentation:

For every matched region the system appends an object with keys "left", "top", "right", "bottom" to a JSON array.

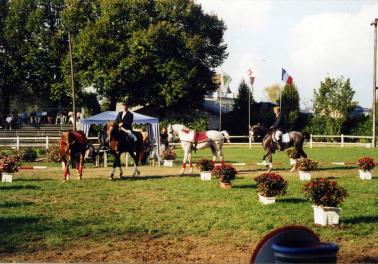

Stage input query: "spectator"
[
  {"left": 30, "top": 112, "right": 36, "bottom": 124},
  {"left": 18, "top": 110, "right": 28, "bottom": 125},
  {"left": 55, "top": 112, "right": 66, "bottom": 124},
  {"left": 68, "top": 111, "right": 74, "bottom": 124},
  {"left": 47, "top": 112, "right": 53, "bottom": 124},
  {"left": 5, "top": 113, "right": 13, "bottom": 130},
  {"left": 160, "top": 127, "right": 169, "bottom": 151},
  {"left": 35, "top": 111, "right": 42, "bottom": 124}
]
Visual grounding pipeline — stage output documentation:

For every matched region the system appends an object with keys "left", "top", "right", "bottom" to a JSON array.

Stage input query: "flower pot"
[
  {"left": 272, "top": 242, "right": 339, "bottom": 264},
  {"left": 219, "top": 181, "right": 232, "bottom": 189},
  {"left": 299, "top": 171, "right": 311, "bottom": 181},
  {"left": 258, "top": 193, "right": 276, "bottom": 205},
  {"left": 163, "top": 160, "right": 174, "bottom": 167},
  {"left": 200, "top": 171, "right": 212, "bottom": 181},
  {"left": 312, "top": 205, "right": 341, "bottom": 226},
  {"left": 289, "top": 158, "right": 296, "bottom": 165},
  {"left": 1, "top": 173, "right": 13, "bottom": 183},
  {"left": 359, "top": 170, "right": 372, "bottom": 180}
]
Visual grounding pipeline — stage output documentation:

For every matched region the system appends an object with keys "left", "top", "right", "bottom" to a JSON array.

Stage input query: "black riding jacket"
[
  {"left": 116, "top": 111, "right": 133, "bottom": 130},
  {"left": 271, "top": 113, "right": 286, "bottom": 132}
]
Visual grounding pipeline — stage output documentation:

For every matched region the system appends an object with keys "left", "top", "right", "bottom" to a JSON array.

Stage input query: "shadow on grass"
[
  {"left": 112, "top": 176, "right": 165, "bottom": 181},
  {"left": 0, "top": 185, "right": 40, "bottom": 191},
  {"left": 279, "top": 198, "right": 307, "bottom": 203},
  {"left": 14, "top": 178, "right": 55, "bottom": 182},
  {"left": 233, "top": 184, "right": 255, "bottom": 189},
  {"left": 0, "top": 201, "right": 34, "bottom": 208},
  {"left": 342, "top": 215, "right": 378, "bottom": 224}
]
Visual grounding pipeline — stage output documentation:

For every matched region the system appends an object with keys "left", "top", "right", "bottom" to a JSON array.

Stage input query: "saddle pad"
[
  {"left": 180, "top": 129, "right": 196, "bottom": 142},
  {"left": 197, "top": 131, "right": 208, "bottom": 143},
  {"left": 282, "top": 133, "right": 290, "bottom": 143}
]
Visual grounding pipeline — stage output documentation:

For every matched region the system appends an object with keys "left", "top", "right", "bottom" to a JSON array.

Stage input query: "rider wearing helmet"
[{"left": 270, "top": 106, "right": 286, "bottom": 151}]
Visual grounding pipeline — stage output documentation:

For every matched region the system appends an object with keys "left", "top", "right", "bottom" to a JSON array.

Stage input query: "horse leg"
[
  {"left": 62, "top": 157, "right": 69, "bottom": 181},
  {"left": 267, "top": 152, "right": 273, "bottom": 172},
  {"left": 129, "top": 152, "right": 139, "bottom": 177},
  {"left": 78, "top": 154, "right": 83, "bottom": 180},
  {"left": 110, "top": 154, "right": 118, "bottom": 180},
  {"left": 218, "top": 143, "right": 225, "bottom": 166},
  {"left": 180, "top": 148, "right": 188, "bottom": 175},
  {"left": 210, "top": 145, "right": 217, "bottom": 166},
  {"left": 188, "top": 151, "right": 193, "bottom": 174}
]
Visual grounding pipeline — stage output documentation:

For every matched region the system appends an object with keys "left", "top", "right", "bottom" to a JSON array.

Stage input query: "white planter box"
[
  {"left": 1, "top": 173, "right": 13, "bottom": 183},
  {"left": 200, "top": 171, "right": 212, "bottom": 181},
  {"left": 359, "top": 170, "right": 372, "bottom": 180},
  {"left": 312, "top": 205, "right": 341, "bottom": 226},
  {"left": 163, "top": 160, "right": 174, "bottom": 167},
  {"left": 299, "top": 171, "right": 311, "bottom": 181},
  {"left": 289, "top": 158, "right": 296, "bottom": 165},
  {"left": 258, "top": 194, "right": 276, "bottom": 205}
]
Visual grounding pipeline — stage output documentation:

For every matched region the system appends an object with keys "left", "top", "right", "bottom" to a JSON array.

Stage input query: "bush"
[
  {"left": 0, "top": 156, "right": 20, "bottom": 174},
  {"left": 254, "top": 173, "right": 288, "bottom": 197},
  {"left": 21, "top": 148, "right": 38, "bottom": 162},
  {"left": 295, "top": 158, "right": 318, "bottom": 171},
  {"left": 303, "top": 178, "right": 348, "bottom": 207},
  {"left": 162, "top": 150, "right": 176, "bottom": 160},
  {"left": 46, "top": 144, "right": 61, "bottom": 162},
  {"left": 196, "top": 159, "right": 214, "bottom": 172},
  {"left": 212, "top": 165, "right": 237, "bottom": 183},
  {"left": 357, "top": 157, "right": 375, "bottom": 171}
]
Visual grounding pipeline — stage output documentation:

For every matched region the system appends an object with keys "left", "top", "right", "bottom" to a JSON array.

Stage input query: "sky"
[{"left": 196, "top": 0, "right": 378, "bottom": 109}]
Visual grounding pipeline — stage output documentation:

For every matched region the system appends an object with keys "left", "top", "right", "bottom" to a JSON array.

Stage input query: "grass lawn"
[{"left": 0, "top": 146, "right": 377, "bottom": 263}]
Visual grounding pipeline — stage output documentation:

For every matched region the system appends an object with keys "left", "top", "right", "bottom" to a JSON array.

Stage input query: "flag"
[
  {"left": 244, "top": 68, "right": 255, "bottom": 87},
  {"left": 281, "top": 68, "right": 293, "bottom": 85}
]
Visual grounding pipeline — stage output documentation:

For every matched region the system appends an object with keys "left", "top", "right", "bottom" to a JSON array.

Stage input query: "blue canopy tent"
[{"left": 81, "top": 111, "right": 160, "bottom": 154}]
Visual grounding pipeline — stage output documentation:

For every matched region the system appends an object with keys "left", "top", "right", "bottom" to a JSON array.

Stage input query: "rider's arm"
[{"left": 270, "top": 114, "right": 282, "bottom": 129}]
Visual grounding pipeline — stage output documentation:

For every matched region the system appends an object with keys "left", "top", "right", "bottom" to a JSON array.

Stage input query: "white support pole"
[
  {"left": 341, "top": 134, "right": 344, "bottom": 148},
  {"left": 310, "top": 134, "right": 313, "bottom": 149},
  {"left": 16, "top": 136, "right": 20, "bottom": 151},
  {"left": 45, "top": 136, "right": 49, "bottom": 149},
  {"left": 249, "top": 135, "right": 252, "bottom": 150},
  {"left": 104, "top": 151, "right": 108, "bottom": 167}
]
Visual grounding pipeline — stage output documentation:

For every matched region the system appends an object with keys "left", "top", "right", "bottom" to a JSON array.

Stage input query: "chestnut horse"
[
  {"left": 59, "top": 131, "right": 89, "bottom": 181},
  {"left": 104, "top": 121, "right": 144, "bottom": 179}
]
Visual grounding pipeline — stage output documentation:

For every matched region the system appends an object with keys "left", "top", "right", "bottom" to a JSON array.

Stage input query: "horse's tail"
[{"left": 221, "top": 130, "right": 230, "bottom": 143}]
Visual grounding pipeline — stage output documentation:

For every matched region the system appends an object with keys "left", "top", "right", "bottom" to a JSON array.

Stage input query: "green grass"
[{"left": 1, "top": 146, "right": 377, "bottom": 261}]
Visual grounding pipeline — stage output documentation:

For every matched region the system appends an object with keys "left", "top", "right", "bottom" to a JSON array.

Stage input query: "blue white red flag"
[{"left": 281, "top": 68, "right": 293, "bottom": 85}]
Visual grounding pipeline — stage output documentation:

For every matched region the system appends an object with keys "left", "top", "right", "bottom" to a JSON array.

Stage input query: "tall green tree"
[
  {"left": 311, "top": 76, "right": 356, "bottom": 135},
  {"left": 281, "top": 83, "right": 300, "bottom": 130},
  {"left": 73, "top": 0, "right": 228, "bottom": 111}
]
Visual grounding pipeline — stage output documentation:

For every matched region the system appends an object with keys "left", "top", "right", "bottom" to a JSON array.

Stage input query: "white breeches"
[
  {"left": 274, "top": 130, "right": 283, "bottom": 141},
  {"left": 120, "top": 127, "right": 137, "bottom": 141}
]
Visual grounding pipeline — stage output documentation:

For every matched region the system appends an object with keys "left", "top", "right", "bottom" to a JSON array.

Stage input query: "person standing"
[{"left": 115, "top": 101, "right": 136, "bottom": 142}]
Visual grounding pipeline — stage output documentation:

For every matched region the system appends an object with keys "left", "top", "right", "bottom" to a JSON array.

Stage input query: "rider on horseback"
[
  {"left": 270, "top": 106, "right": 286, "bottom": 151},
  {"left": 116, "top": 101, "right": 137, "bottom": 142}
]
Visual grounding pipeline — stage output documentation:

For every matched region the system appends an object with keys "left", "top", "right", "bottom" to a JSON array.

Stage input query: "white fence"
[{"left": 0, "top": 134, "right": 375, "bottom": 151}]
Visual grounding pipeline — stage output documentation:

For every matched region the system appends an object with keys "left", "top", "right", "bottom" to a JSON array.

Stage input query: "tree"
[
  {"left": 73, "top": 0, "right": 228, "bottom": 111},
  {"left": 264, "top": 84, "right": 280, "bottom": 103},
  {"left": 281, "top": 83, "right": 300, "bottom": 130},
  {"left": 311, "top": 76, "right": 356, "bottom": 135},
  {"left": 233, "top": 80, "right": 250, "bottom": 112}
]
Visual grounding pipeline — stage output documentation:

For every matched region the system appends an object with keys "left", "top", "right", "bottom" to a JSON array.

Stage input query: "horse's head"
[
  {"left": 105, "top": 121, "right": 119, "bottom": 139},
  {"left": 249, "top": 123, "right": 265, "bottom": 142}
]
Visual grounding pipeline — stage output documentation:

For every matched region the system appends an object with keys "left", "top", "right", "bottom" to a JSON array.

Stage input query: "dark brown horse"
[
  {"left": 104, "top": 121, "right": 144, "bottom": 179},
  {"left": 59, "top": 131, "right": 89, "bottom": 181},
  {"left": 249, "top": 123, "right": 308, "bottom": 171}
]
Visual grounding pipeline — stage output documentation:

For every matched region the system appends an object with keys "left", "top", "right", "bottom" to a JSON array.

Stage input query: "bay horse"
[
  {"left": 104, "top": 121, "right": 143, "bottom": 179},
  {"left": 167, "top": 124, "right": 230, "bottom": 175},
  {"left": 249, "top": 123, "right": 308, "bottom": 171},
  {"left": 59, "top": 130, "right": 89, "bottom": 181}
]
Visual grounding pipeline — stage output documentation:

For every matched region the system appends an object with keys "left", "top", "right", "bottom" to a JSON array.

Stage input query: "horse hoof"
[
  {"left": 109, "top": 174, "right": 114, "bottom": 180},
  {"left": 119, "top": 173, "right": 123, "bottom": 179},
  {"left": 189, "top": 169, "right": 193, "bottom": 174}
]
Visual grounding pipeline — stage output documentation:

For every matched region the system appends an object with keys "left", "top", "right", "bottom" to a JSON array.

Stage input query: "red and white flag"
[
  {"left": 245, "top": 68, "right": 255, "bottom": 86},
  {"left": 281, "top": 68, "right": 293, "bottom": 85}
]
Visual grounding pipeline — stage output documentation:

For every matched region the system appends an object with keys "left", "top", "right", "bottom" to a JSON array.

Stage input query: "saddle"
[{"left": 181, "top": 128, "right": 208, "bottom": 150}]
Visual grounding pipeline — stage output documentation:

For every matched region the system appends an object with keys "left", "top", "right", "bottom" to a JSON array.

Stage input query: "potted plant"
[
  {"left": 212, "top": 165, "right": 237, "bottom": 189},
  {"left": 295, "top": 158, "right": 318, "bottom": 181},
  {"left": 162, "top": 150, "right": 176, "bottom": 167},
  {"left": 254, "top": 173, "right": 288, "bottom": 205},
  {"left": 196, "top": 159, "right": 214, "bottom": 181},
  {"left": 0, "top": 156, "right": 20, "bottom": 183},
  {"left": 286, "top": 148, "right": 298, "bottom": 165},
  {"left": 303, "top": 178, "right": 348, "bottom": 226},
  {"left": 357, "top": 157, "right": 375, "bottom": 180}
]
